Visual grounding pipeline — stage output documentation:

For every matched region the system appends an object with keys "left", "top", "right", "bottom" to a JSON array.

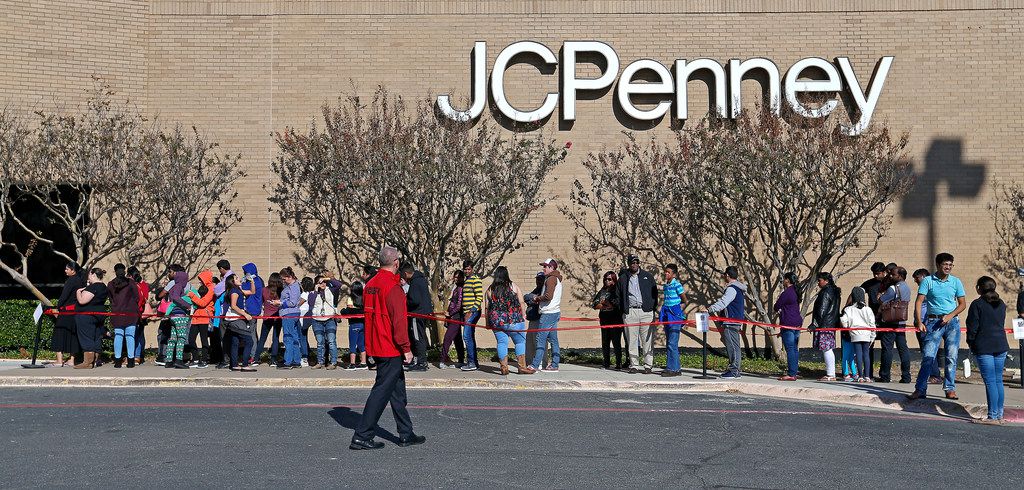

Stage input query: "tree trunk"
[
  {"left": 0, "top": 263, "right": 53, "bottom": 308},
  {"left": 766, "top": 328, "right": 785, "bottom": 361}
]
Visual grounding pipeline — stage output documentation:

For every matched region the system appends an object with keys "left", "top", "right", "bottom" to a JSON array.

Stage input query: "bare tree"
[
  {"left": 270, "top": 86, "right": 567, "bottom": 308},
  {"left": 0, "top": 108, "right": 48, "bottom": 303},
  {"left": 0, "top": 82, "right": 243, "bottom": 301},
  {"left": 562, "top": 108, "right": 912, "bottom": 359},
  {"left": 986, "top": 181, "right": 1024, "bottom": 291}
]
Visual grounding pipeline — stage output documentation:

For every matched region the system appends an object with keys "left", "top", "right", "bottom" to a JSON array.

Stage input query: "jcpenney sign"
[{"left": 437, "top": 41, "right": 893, "bottom": 136}]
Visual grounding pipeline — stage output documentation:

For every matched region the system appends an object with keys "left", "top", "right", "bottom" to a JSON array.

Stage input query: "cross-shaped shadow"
[{"left": 900, "top": 139, "right": 986, "bottom": 260}]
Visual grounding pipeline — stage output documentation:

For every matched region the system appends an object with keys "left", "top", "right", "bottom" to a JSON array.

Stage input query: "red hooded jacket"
[
  {"left": 187, "top": 270, "right": 216, "bottom": 325},
  {"left": 363, "top": 268, "right": 410, "bottom": 357}
]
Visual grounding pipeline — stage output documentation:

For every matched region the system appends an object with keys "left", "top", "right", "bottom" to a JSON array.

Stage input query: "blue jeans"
[
  {"left": 976, "top": 351, "right": 1007, "bottom": 420},
  {"left": 134, "top": 324, "right": 145, "bottom": 359},
  {"left": 255, "top": 318, "right": 281, "bottom": 362},
  {"left": 113, "top": 325, "right": 136, "bottom": 359},
  {"left": 494, "top": 322, "right": 527, "bottom": 359},
  {"left": 463, "top": 309, "right": 480, "bottom": 365},
  {"left": 313, "top": 319, "right": 338, "bottom": 365},
  {"left": 660, "top": 305, "right": 684, "bottom": 372},
  {"left": 300, "top": 318, "right": 311, "bottom": 357},
  {"left": 915, "top": 317, "right": 961, "bottom": 393},
  {"left": 281, "top": 315, "right": 301, "bottom": 366},
  {"left": 532, "top": 312, "right": 561, "bottom": 369},
  {"left": 841, "top": 338, "right": 858, "bottom": 377},
  {"left": 781, "top": 328, "right": 800, "bottom": 377},
  {"left": 349, "top": 322, "right": 365, "bottom": 354}
]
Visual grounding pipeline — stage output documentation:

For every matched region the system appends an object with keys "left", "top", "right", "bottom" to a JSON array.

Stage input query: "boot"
[
  {"left": 517, "top": 355, "right": 535, "bottom": 375},
  {"left": 74, "top": 352, "right": 94, "bottom": 369},
  {"left": 499, "top": 359, "right": 509, "bottom": 376}
]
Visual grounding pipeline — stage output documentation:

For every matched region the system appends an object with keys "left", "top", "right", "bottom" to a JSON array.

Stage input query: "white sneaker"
[
  {"left": 300, "top": 359, "right": 309, "bottom": 367},
  {"left": 438, "top": 362, "right": 451, "bottom": 369}
]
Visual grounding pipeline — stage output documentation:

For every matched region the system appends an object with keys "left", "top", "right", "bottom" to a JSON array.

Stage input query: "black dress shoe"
[
  {"left": 349, "top": 438, "right": 385, "bottom": 450},
  {"left": 397, "top": 435, "right": 426, "bottom": 447}
]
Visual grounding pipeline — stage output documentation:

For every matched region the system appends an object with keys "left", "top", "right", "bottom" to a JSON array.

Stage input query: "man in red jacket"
[{"left": 350, "top": 245, "right": 426, "bottom": 450}]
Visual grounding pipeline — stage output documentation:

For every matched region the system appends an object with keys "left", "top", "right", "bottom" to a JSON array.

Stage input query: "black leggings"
[
  {"left": 186, "top": 323, "right": 210, "bottom": 361},
  {"left": 600, "top": 312, "right": 623, "bottom": 368}
]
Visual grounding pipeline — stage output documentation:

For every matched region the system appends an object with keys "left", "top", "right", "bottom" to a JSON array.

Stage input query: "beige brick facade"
[{"left": 3, "top": 1, "right": 1023, "bottom": 346}]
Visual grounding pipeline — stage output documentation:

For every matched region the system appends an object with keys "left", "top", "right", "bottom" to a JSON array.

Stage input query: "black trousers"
[
  {"left": 600, "top": 312, "right": 623, "bottom": 368},
  {"left": 208, "top": 327, "right": 224, "bottom": 363},
  {"left": 408, "top": 318, "right": 429, "bottom": 364},
  {"left": 878, "top": 328, "right": 911, "bottom": 381},
  {"left": 75, "top": 315, "right": 104, "bottom": 353},
  {"left": 355, "top": 356, "right": 413, "bottom": 441},
  {"left": 156, "top": 319, "right": 172, "bottom": 359},
  {"left": 186, "top": 323, "right": 210, "bottom": 362}
]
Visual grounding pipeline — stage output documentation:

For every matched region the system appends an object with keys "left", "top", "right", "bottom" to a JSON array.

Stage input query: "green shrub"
[{"left": 0, "top": 299, "right": 51, "bottom": 352}]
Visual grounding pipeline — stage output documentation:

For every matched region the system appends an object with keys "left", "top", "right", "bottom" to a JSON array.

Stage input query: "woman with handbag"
[
  {"left": 593, "top": 271, "right": 623, "bottom": 370},
  {"left": 877, "top": 266, "right": 912, "bottom": 383},
  {"left": 223, "top": 274, "right": 257, "bottom": 372}
]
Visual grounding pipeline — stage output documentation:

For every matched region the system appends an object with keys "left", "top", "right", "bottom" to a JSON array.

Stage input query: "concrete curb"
[{"left": 1, "top": 375, "right": 1018, "bottom": 422}]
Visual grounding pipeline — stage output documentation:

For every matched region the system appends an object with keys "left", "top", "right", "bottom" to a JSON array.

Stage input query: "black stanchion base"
[
  {"left": 20, "top": 363, "right": 45, "bottom": 369},
  {"left": 693, "top": 374, "right": 716, "bottom": 379}
]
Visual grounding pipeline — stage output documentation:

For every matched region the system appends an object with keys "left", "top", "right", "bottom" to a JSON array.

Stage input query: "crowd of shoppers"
[{"left": 47, "top": 249, "right": 1016, "bottom": 425}]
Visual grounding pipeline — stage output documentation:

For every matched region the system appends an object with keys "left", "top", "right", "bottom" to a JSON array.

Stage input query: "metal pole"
[
  {"left": 21, "top": 312, "right": 45, "bottom": 369},
  {"left": 694, "top": 330, "right": 715, "bottom": 379},
  {"left": 1019, "top": 340, "right": 1023, "bottom": 389}
]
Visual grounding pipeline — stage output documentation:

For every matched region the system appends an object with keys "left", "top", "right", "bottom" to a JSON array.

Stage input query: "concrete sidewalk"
[{"left": 1, "top": 359, "right": 1021, "bottom": 423}]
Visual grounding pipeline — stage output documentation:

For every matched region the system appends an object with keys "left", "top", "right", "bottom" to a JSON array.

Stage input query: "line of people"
[{"left": 47, "top": 250, "right": 1014, "bottom": 424}]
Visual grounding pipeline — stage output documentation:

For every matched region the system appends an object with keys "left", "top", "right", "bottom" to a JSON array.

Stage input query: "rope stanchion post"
[
  {"left": 693, "top": 312, "right": 715, "bottom": 380},
  {"left": 1014, "top": 319, "right": 1024, "bottom": 389},
  {"left": 21, "top": 302, "right": 46, "bottom": 369}
]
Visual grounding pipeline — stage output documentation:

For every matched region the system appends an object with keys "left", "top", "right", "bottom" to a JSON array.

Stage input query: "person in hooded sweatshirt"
[
  {"left": 707, "top": 266, "right": 748, "bottom": 379},
  {"left": 166, "top": 270, "right": 194, "bottom": 369},
  {"left": 401, "top": 263, "right": 433, "bottom": 371},
  {"left": 108, "top": 263, "right": 139, "bottom": 369},
  {"left": 841, "top": 286, "right": 877, "bottom": 383},
  {"left": 967, "top": 276, "right": 1011, "bottom": 425},
  {"left": 240, "top": 262, "right": 265, "bottom": 364},
  {"left": 186, "top": 270, "right": 216, "bottom": 368}
]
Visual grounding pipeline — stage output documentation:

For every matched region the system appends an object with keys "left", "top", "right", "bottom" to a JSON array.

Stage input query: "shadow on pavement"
[
  {"left": 836, "top": 382, "right": 975, "bottom": 420},
  {"left": 328, "top": 406, "right": 400, "bottom": 443}
]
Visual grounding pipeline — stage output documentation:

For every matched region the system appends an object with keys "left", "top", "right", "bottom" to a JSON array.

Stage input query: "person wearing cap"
[
  {"left": 460, "top": 260, "right": 484, "bottom": 371},
  {"left": 530, "top": 258, "right": 564, "bottom": 372},
  {"left": 707, "top": 266, "right": 748, "bottom": 379},
  {"left": 616, "top": 255, "right": 659, "bottom": 374}
]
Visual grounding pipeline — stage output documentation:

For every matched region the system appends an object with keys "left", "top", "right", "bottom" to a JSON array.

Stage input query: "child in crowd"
[
  {"left": 339, "top": 268, "right": 371, "bottom": 370},
  {"left": 841, "top": 287, "right": 876, "bottom": 383},
  {"left": 659, "top": 264, "right": 687, "bottom": 377}
]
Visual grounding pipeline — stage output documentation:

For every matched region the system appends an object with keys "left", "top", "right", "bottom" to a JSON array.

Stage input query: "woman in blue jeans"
[
  {"left": 966, "top": 276, "right": 1010, "bottom": 425},
  {"left": 775, "top": 272, "right": 803, "bottom": 380},
  {"left": 483, "top": 267, "right": 535, "bottom": 375}
]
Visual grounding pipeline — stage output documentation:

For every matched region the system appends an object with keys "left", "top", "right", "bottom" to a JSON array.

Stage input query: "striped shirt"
[
  {"left": 663, "top": 279, "right": 685, "bottom": 308},
  {"left": 462, "top": 274, "right": 483, "bottom": 313}
]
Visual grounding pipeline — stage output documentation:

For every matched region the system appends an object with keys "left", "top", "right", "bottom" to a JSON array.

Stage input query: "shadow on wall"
[{"left": 900, "top": 139, "right": 986, "bottom": 261}]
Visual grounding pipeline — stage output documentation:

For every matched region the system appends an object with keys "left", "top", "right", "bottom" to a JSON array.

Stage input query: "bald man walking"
[{"left": 350, "top": 246, "right": 426, "bottom": 450}]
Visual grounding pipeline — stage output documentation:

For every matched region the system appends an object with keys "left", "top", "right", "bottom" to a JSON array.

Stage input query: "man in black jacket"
[
  {"left": 401, "top": 263, "right": 433, "bottom": 371},
  {"left": 616, "top": 255, "right": 659, "bottom": 374}
]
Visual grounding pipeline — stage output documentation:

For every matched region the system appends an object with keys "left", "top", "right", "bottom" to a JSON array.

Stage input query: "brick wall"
[{"left": 3, "top": 1, "right": 1023, "bottom": 347}]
